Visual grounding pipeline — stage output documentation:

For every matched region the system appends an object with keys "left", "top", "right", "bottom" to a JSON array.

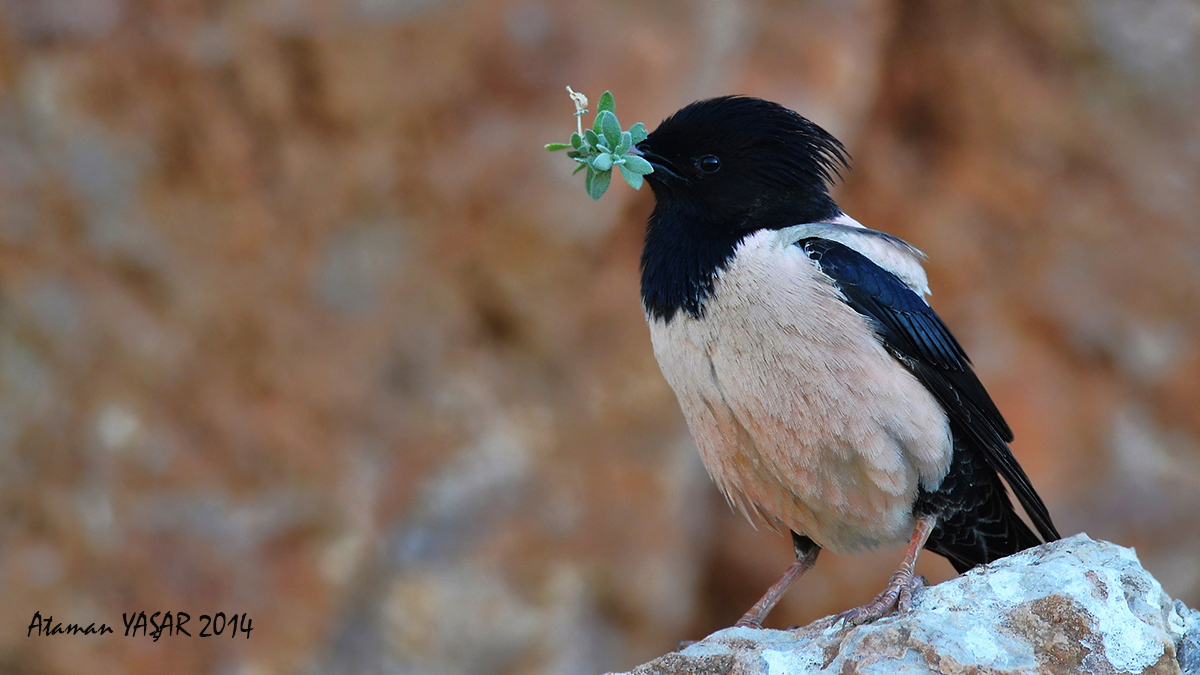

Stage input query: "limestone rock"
[{"left": 615, "top": 535, "right": 1200, "bottom": 675}]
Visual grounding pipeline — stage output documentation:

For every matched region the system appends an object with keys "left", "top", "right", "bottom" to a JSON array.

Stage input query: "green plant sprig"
[{"left": 545, "top": 87, "right": 653, "bottom": 200}]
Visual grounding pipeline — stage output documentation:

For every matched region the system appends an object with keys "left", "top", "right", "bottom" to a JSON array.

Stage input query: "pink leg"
[
  {"left": 838, "top": 515, "right": 936, "bottom": 626},
  {"left": 736, "top": 537, "right": 819, "bottom": 628}
]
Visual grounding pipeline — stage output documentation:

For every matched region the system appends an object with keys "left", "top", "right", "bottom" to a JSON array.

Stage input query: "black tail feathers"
[
  {"left": 915, "top": 432, "right": 1056, "bottom": 574},
  {"left": 924, "top": 493, "right": 1043, "bottom": 573}
]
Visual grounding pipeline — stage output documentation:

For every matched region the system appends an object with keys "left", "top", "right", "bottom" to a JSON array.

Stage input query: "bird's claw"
[
  {"left": 837, "top": 570, "right": 925, "bottom": 626},
  {"left": 898, "top": 574, "right": 927, "bottom": 612}
]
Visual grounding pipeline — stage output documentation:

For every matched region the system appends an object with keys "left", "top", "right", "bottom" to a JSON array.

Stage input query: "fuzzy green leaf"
[
  {"left": 587, "top": 166, "right": 611, "bottom": 200},
  {"left": 571, "top": 132, "right": 583, "bottom": 149},
  {"left": 622, "top": 155, "right": 653, "bottom": 175},
  {"left": 629, "top": 122, "right": 648, "bottom": 144},
  {"left": 572, "top": 163, "right": 586, "bottom": 175},
  {"left": 545, "top": 142, "right": 571, "bottom": 152},
  {"left": 619, "top": 165, "right": 644, "bottom": 190},
  {"left": 596, "top": 111, "right": 621, "bottom": 149},
  {"left": 597, "top": 91, "right": 616, "bottom": 115},
  {"left": 615, "top": 131, "right": 632, "bottom": 156},
  {"left": 592, "top": 153, "right": 614, "bottom": 172},
  {"left": 584, "top": 129, "right": 601, "bottom": 149}
]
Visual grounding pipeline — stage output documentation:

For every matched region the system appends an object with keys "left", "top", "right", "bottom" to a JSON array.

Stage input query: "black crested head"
[
  {"left": 638, "top": 96, "right": 848, "bottom": 228},
  {"left": 637, "top": 96, "right": 850, "bottom": 322}
]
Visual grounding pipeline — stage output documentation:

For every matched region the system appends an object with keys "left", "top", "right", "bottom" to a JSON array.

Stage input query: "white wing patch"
[{"left": 774, "top": 214, "right": 932, "bottom": 298}]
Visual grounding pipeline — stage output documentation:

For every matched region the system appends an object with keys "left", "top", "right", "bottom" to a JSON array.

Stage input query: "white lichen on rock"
[{"left": 612, "top": 535, "right": 1198, "bottom": 675}]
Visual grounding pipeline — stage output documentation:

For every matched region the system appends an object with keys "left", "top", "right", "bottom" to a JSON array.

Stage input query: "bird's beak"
[{"left": 632, "top": 143, "right": 684, "bottom": 182}]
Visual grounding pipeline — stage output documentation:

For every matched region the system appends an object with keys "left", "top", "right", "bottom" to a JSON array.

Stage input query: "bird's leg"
[
  {"left": 838, "top": 515, "right": 936, "bottom": 626},
  {"left": 735, "top": 533, "right": 819, "bottom": 628}
]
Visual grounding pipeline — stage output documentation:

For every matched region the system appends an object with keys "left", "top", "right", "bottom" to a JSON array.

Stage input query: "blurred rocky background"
[{"left": 1, "top": 1, "right": 1198, "bottom": 673}]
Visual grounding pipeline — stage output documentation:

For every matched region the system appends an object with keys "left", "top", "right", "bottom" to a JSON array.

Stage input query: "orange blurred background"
[{"left": 3, "top": 1, "right": 1199, "bottom": 673}]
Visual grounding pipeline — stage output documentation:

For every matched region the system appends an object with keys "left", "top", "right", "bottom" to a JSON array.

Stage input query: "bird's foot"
[
  {"left": 837, "top": 515, "right": 936, "bottom": 627},
  {"left": 837, "top": 569, "right": 925, "bottom": 626}
]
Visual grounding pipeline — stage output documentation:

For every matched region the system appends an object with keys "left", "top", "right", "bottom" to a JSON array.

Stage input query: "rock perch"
[{"left": 612, "top": 535, "right": 1200, "bottom": 675}]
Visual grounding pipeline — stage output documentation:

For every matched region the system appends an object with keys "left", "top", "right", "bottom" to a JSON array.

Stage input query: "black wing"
[{"left": 797, "top": 237, "right": 1059, "bottom": 543}]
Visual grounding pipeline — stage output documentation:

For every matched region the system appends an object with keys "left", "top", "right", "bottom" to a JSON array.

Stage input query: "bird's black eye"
[{"left": 696, "top": 155, "right": 720, "bottom": 174}]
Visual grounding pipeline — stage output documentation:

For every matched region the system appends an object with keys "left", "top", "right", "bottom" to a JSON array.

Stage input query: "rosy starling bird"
[{"left": 635, "top": 96, "right": 1059, "bottom": 626}]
